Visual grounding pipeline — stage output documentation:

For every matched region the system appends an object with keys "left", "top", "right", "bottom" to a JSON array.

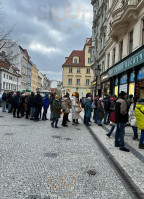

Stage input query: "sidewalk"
[{"left": 80, "top": 111, "right": 144, "bottom": 196}]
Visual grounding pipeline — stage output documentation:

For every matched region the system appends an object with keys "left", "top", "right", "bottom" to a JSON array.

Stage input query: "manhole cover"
[
  {"left": 44, "top": 153, "right": 58, "bottom": 158},
  {"left": 27, "top": 196, "right": 50, "bottom": 199},
  {"left": 52, "top": 135, "right": 61, "bottom": 139},
  {"left": 87, "top": 169, "right": 97, "bottom": 176},
  {"left": 64, "top": 138, "right": 72, "bottom": 141},
  {"left": 4, "top": 133, "right": 14, "bottom": 136}
]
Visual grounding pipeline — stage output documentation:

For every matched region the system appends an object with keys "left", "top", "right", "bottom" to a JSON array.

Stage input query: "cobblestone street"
[{"left": 0, "top": 110, "right": 141, "bottom": 199}]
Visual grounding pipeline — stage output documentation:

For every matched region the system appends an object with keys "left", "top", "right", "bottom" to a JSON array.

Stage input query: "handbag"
[
  {"left": 75, "top": 107, "right": 81, "bottom": 113},
  {"left": 110, "top": 112, "right": 117, "bottom": 123}
]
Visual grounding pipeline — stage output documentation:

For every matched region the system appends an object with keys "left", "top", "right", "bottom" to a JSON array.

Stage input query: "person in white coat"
[
  {"left": 129, "top": 97, "right": 138, "bottom": 140},
  {"left": 71, "top": 92, "right": 81, "bottom": 125}
]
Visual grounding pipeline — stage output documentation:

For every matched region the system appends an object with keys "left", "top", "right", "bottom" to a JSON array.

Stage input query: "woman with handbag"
[{"left": 106, "top": 95, "right": 117, "bottom": 137}]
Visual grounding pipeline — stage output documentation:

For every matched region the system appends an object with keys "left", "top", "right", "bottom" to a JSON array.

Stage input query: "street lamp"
[{"left": 95, "top": 65, "right": 101, "bottom": 96}]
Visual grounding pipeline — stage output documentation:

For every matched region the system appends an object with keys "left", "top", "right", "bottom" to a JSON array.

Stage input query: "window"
[
  {"left": 112, "top": 48, "right": 116, "bottom": 65},
  {"left": 87, "top": 68, "right": 90, "bottom": 74},
  {"left": 4, "top": 73, "right": 5, "bottom": 78},
  {"left": 74, "top": 59, "right": 77, "bottom": 64},
  {"left": 76, "top": 79, "right": 80, "bottom": 85},
  {"left": 129, "top": 30, "right": 133, "bottom": 53},
  {"left": 68, "top": 79, "right": 72, "bottom": 85},
  {"left": 69, "top": 68, "right": 72, "bottom": 73},
  {"left": 119, "top": 40, "right": 123, "bottom": 60},
  {"left": 3, "top": 82, "right": 5, "bottom": 89},
  {"left": 86, "top": 79, "right": 90, "bottom": 85},
  {"left": 77, "top": 68, "right": 81, "bottom": 73},
  {"left": 107, "top": 53, "right": 110, "bottom": 68},
  {"left": 88, "top": 58, "right": 91, "bottom": 64},
  {"left": 7, "top": 75, "right": 8, "bottom": 79}
]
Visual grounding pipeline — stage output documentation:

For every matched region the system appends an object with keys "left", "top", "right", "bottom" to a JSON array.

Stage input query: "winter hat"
[
  {"left": 137, "top": 98, "right": 144, "bottom": 103},
  {"left": 55, "top": 95, "right": 59, "bottom": 99},
  {"left": 120, "top": 91, "right": 127, "bottom": 97}
]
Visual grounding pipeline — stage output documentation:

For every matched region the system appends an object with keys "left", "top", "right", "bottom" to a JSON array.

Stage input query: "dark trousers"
[
  {"left": 25, "top": 110, "right": 29, "bottom": 119},
  {"left": 13, "top": 107, "right": 20, "bottom": 118},
  {"left": 34, "top": 106, "right": 41, "bottom": 120},
  {"left": 52, "top": 118, "right": 59, "bottom": 127},
  {"left": 62, "top": 113, "right": 68, "bottom": 126},
  {"left": 42, "top": 108, "right": 48, "bottom": 119}
]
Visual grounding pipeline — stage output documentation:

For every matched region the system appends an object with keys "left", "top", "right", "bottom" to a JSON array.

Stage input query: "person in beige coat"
[{"left": 61, "top": 96, "right": 71, "bottom": 127}]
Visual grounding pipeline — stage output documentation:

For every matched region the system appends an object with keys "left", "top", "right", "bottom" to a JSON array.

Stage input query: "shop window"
[
  {"left": 68, "top": 79, "right": 72, "bottom": 85},
  {"left": 119, "top": 40, "right": 123, "bottom": 60},
  {"left": 77, "top": 68, "right": 81, "bottom": 73},
  {"left": 112, "top": 47, "right": 116, "bottom": 65},
  {"left": 69, "top": 68, "right": 72, "bottom": 73},
  {"left": 76, "top": 79, "right": 80, "bottom": 85},
  {"left": 86, "top": 79, "right": 90, "bottom": 85},
  {"left": 129, "top": 30, "right": 133, "bottom": 54}
]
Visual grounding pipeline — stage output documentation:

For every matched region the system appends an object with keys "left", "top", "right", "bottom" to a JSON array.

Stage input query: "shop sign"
[
  {"left": 92, "top": 81, "right": 96, "bottom": 85},
  {"left": 120, "top": 74, "right": 127, "bottom": 84},
  {"left": 108, "top": 48, "right": 144, "bottom": 77},
  {"left": 102, "top": 74, "right": 108, "bottom": 80},
  {"left": 137, "top": 67, "right": 144, "bottom": 80}
]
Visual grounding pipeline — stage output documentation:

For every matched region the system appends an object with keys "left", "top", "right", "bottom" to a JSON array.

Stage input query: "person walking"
[
  {"left": 51, "top": 95, "right": 61, "bottom": 128},
  {"left": 115, "top": 91, "right": 129, "bottom": 152},
  {"left": 129, "top": 97, "right": 138, "bottom": 140},
  {"left": 135, "top": 98, "right": 144, "bottom": 149},
  {"left": 2, "top": 92, "right": 7, "bottom": 112},
  {"left": 97, "top": 98, "right": 104, "bottom": 126},
  {"left": 85, "top": 97, "right": 93, "bottom": 126},
  {"left": 106, "top": 95, "right": 117, "bottom": 137},
  {"left": 104, "top": 95, "right": 110, "bottom": 124},
  {"left": 42, "top": 94, "right": 49, "bottom": 120}
]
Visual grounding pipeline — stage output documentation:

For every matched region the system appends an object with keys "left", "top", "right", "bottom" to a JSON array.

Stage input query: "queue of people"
[{"left": 1, "top": 90, "right": 144, "bottom": 151}]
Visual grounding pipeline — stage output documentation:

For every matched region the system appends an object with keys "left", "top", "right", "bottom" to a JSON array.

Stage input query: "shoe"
[
  {"left": 30, "top": 118, "right": 34, "bottom": 120},
  {"left": 98, "top": 124, "right": 103, "bottom": 126},
  {"left": 115, "top": 142, "right": 120, "bottom": 147},
  {"left": 106, "top": 134, "right": 110, "bottom": 138},
  {"left": 17, "top": 117, "right": 21, "bottom": 118},
  {"left": 133, "top": 136, "right": 138, "bottom": 140},
  {"left": 63, "top": 125, "right": 68, "bottom": 127},
  {"left": 55, "top": 126, "right": 59, "bottom": 128},
  {"left": 120, "top": 148, "right": 130, "bottom": 152},
  {"left": 72, "top": 123, "right": 75, "bottom": 125},
  {"left": 139, "top": 144, "right": 144, "bottom": 149},
  {"left": 104, "top": 122, "right": 108, "bottom": 125},
  {"left": 67, "top": 120, "right": 71, "bottom": 122},
  {"left": 45, "top": 118, "right": 49, "bottom": 120},
  {"left": 86, "top": 124, "right": 91, "bottom": 126},
  {"left": 51, "top": 123, "right": 54, "bottom": 128}
]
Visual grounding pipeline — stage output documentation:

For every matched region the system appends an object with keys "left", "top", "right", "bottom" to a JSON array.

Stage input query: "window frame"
[
  {"left": 76, "top": 79, "right": 80, "bottom": 85},
  {"left": 77, "top": 68, "right": 81, "bottom": 74}
]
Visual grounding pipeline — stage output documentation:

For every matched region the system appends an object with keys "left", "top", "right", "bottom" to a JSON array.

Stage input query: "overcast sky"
[{"left": 1, "top": 0, "right": 93, "bottom": 81}]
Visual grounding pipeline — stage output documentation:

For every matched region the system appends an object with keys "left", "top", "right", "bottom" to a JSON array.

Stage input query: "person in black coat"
[
  {"left": 33, "top": 91, "right": 43, "bottom": 121},
  {"left": 28, "top": 92, "right": 35, "bottom": 120},
  {"left": 13, "top": 91, "right": 21, "bottom": 118}
]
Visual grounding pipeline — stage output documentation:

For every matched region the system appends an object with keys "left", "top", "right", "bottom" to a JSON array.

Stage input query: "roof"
[
  {"left": 87, "top": 38, "right": 92, "bottom": 45},
  {"left": 63, "top": 50, "right": 85, "bottom": 67},
  {"left": 0, "top": 60, "right": 10, "bottom": 70}
]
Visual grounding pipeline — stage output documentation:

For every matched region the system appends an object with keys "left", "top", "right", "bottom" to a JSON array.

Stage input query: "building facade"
[
  {"left": 105, "top": 0, "right": 144, "bottom": 98},
  {"left": 62, "top": 38, "right": 93, "bottom": 99},
  {"left": 91, "top": 0, "right": 108, "bottom": 97},
  {"left": 31, "top": 63, "right": 38, "bottom": 92},
  {"left": 0, "top": 60, "right": 21, "bottom": 93}
]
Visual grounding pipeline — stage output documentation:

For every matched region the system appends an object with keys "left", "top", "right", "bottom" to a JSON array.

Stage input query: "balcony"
[{"left": 109, "top": 0, "right": 143, "bottom": 39}]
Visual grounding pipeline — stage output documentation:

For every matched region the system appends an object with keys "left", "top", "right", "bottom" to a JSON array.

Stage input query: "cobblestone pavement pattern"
[{"left": 0, "top": 111, "right": 136, "bottom": 199}]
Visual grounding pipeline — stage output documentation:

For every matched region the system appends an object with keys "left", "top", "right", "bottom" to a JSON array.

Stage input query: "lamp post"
[{"left": 95, "top": 65, "right": 101, "bottom": 96}]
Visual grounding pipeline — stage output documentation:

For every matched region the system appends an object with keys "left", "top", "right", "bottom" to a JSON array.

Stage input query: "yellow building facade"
[
  {"left": 31, "top": 63, "right": 38, "bottom": 92},
  {"left": 62, "top": 38, "right": 93, "bottom": 99}
]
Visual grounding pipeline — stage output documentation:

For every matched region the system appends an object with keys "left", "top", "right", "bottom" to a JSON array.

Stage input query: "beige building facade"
[
  {"left": 31, "top": 63, "right": 38, "bottom": 92},
  {"left": 62, "top": 38, "right": 93, "bottom": 99},
  {"left": 105, "top": 0, "right": 144, "bottom": 98}
]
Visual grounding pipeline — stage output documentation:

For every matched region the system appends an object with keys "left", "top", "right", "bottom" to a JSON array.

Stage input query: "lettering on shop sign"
[{"left": 108, "top": 48, "right": 144, "bottom": 77}]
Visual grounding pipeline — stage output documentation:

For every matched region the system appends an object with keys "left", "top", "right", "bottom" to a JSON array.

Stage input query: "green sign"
[{"left": 108, "top": 47, "right": 144, "bottom": 77}]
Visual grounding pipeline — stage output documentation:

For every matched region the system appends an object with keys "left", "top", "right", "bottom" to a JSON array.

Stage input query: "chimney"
[{"left": 65, "top": 57, "right": 68, "bottom": 61}]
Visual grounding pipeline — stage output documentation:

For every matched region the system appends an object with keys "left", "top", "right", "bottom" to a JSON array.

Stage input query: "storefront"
[
  {"left": 101, "top": 72, "right": 110, "bottom": 97},
  {"left": 108, "top": 45, "right": 144, "bottom": 98}
]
